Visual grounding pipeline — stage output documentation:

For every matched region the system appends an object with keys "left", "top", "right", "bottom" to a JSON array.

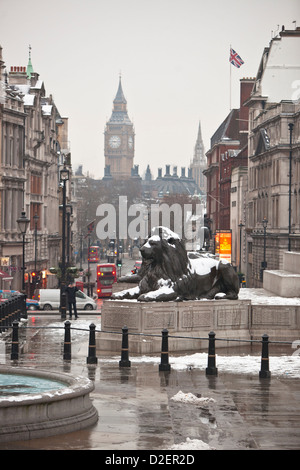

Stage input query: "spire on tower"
[
  {"left": 197, "top": 120, "right": 203, "bottom": 141},
  {"left": 108, "top": 76, "right": 131, "bottom": 124},
  {"left": 26, "top": 44, "right": 34, "bottom": 79},
  {"left": 114, "top": 75, "right": 127, "bottom": 104},
  {"left": 193, "top": 121, "right": 205, "bottom": 163}
]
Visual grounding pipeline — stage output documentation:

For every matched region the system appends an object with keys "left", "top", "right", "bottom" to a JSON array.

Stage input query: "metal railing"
[
  {"left": 5, "top": 320, "right": 295, "bottom": 379},
  {"left": 0, "top": 294, "right": 27, "bottom": 332}
]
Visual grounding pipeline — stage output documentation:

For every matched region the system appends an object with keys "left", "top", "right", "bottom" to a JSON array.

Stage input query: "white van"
[{"left": 34, "top": 289, "right": 97, "bottom": 311}]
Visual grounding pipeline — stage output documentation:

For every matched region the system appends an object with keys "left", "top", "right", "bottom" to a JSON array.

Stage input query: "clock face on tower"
[
  {"left": 109, "top": 135, "right": 121, "bottom": 148},
  {"left": 128, "top": 136, "right": 133, "bottom": 149}
]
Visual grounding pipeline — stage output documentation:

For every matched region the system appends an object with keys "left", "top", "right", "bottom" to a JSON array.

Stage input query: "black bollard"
[
  {"left": 206, "top": 331, "right": 218, "bottom": 376},
  {"left": 259, "top": 333, "right": 271, "bottom": 379},
  {"left": 119, "top": 326, "right": 131, "bottom": 367},
  {"left": 60, "top": 290, "right": 67, "bottom": 320},
  {"left": 10, "top": 320, "right": 19, "bottom": 360},
  {"left": 21, "top": 294, "right": 27, "bottom": 320},
  {"left": 159, "top": 328, "right": 171, "bottom": 372},
  {"left": 63, "top": 320, "right": 71, "bottom": 360},
  {"left": 87, "top": 323, "right": 98, "bottom": 364}
]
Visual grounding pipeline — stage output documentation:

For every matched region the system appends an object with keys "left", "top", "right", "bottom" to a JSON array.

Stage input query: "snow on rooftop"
[
  {"left": 31, "top": 80, "right": 43, "bottom": 89},
  {"left": 23, "top": 94, "right": 35, "bottom": 106},
  {"left": 15, "top": 84, "right": 30, "bottom": 95},
  {"left": 42, "top": 104, "right": 52, "bottom": 115}
]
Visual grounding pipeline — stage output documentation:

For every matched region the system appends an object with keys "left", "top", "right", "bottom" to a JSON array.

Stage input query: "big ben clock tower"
[{"left": 104, "top": 77, "right": 135, "bottom": 179}]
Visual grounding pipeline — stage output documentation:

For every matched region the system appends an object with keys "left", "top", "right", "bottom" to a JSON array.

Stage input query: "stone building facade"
[
  {"left": 246, "top": 27, "right": 300, "bottom": 286},
  {"left": 204, "top": 79, "right": 254, "bottom": 238},
  {"left": 0, "top": 52, "right": 26, "bottom": 290},
  {"left": 0, "top": 47, "right": 70, "bottom": 293}
]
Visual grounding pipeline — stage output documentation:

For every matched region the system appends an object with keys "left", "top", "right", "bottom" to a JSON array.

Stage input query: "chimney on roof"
[
  {"left": 239, "top": 77, "right": 255, "bottom": 146},
  {"left": 9, "top": 66, "right": 28, "bottom": 85}
]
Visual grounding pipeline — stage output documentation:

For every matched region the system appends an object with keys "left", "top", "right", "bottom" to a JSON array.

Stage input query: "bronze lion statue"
[{"left": 112, "top": 227, "right": 239, "bottom": 302}]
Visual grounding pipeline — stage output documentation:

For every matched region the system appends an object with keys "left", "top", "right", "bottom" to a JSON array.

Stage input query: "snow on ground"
[
  {"left": 1, "top": 301, "right": 297, "bottom": 452},
  {"left": 47, "top": 319, "right": 101, "bottom": 336},
  {"left": 114, "top": 351, "right": 300, "bottom": 378},
  {"left": 45, "top": 288, "right": 300, "bottom": 379},
  {"left": 56, "top": 319, "right": 299, "bottom": 378},
  {"left": 168, "top": 437, "right": 214, "bottom": 450},
  {"left": 238, "top": 288, "right": 300, "bottom": 305},
  {"left": 171, "top": 390, "right": 215, "bottom": 404}
]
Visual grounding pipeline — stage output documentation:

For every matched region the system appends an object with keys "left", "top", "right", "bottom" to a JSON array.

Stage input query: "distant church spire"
[
  {"left": 194, "top": 121, "right": 205, "bottom": 163},
  {"left": 26, "top": 44, "right": 34, "bottom": 79},
  {"left": 190, "top": 121, "right": 206, "bottom": 193}
]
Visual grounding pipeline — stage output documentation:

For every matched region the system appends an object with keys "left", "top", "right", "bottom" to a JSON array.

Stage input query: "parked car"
[
  {"left": 26, "top": 298, "right": 40, "bottom": 310},
  {"left": 34, "top": 288, "right": 97, "bottom": 311},
  {"left": 0, "top": 290, "right": 39, "bottom": 310}
]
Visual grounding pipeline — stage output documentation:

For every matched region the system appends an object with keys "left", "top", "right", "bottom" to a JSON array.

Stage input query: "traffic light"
[
  {"left": 31, "top": 271, "right": 40, "bottom": 283},
  {"left": 117, "top": 258, "right": 122, "bottom": 267}
]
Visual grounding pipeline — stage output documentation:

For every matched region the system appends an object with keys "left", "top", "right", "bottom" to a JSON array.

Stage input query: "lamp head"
[
  {"left": 60, "top": 166, "right": 69, "bottom": 182},
  {"left": 17, "top": 210, "right": 30, "bottom": 235}
]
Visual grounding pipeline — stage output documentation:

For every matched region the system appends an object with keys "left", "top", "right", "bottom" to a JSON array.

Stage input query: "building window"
[{"left": 31, "top": 174, "right": 42, "bottom": 194}]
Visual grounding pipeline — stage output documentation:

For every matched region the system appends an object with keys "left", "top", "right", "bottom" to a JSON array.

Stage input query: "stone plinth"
[
  {"left": 98, "top": 299, "right": 251, "bottom": 354},
  {"left": 263, "top": 270, "right": 300, "bottom": 297},
  {"left": 250, "top": 304, "right": 300, "bottom": 341},
  {"left": 98, "top": 297, "right": 300, "bottom": 353},
  {"left": 263, "top": 251, "right": 300, "bottom": 297}
]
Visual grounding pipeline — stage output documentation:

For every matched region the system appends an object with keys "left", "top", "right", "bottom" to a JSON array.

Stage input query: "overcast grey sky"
[{"left": 1, "top": 0, "right": 299, "bottom": 179}]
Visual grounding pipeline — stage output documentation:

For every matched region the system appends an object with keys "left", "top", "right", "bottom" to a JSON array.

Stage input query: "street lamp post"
[
  {"left": 87, "top": 234, "right": 91, "bottom": 297},
  {"left": 66, "top": 205, "right": 73, "bottom": 266},
  {"left": 33, "top": 212, "right": 39, "bottom": 272},
  {"left": 60, "top": 166, "right": 69, "bottom": 319},
  {"left": 79, "top": 233, "right": 83, "bottom": 271},
  {"left": 261, "top": 217, "right": 268, "bottom": 282},
  {"left": 33, "top": 213, "right": 39, "bottom": 292},
  {"left": 288, "top": 123, "right": 294, "bottom": 251},
  {"left": 238, "top": 220, "right": 245, "bottom": 276},
  {"left": 17, "top": 210, "right": 30, "bottom": 293}
]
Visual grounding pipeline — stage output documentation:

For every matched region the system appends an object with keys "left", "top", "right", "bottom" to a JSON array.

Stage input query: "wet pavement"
[{"left": 0, "top": 312, "right": 299, "bottom": 451}]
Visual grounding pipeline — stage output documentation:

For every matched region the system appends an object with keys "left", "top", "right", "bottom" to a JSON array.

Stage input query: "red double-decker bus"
[
  {"left": 88, "top": 246, "right": 100, "bottom": 263},
  {"left": 96, "top": 263, "right": 117, "bottom": 298}
]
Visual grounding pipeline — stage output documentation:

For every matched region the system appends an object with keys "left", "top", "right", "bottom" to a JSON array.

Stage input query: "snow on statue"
[{"left": 112, "top": 226, "right": 239, "bottom": 302}]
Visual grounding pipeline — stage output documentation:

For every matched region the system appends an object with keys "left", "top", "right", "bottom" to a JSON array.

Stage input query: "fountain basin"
[{"left": 0, "top": 366, "right": 98, "bottom": 443}]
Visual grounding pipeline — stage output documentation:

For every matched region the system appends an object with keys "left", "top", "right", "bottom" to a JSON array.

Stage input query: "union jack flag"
[{"left": 229, "top": 48, "right": 244, "bottom": 68}]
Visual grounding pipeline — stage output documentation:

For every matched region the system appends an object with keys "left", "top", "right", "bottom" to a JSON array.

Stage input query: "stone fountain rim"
[{"left": 0, "top": 366, "right": 94, "bottom": 407}]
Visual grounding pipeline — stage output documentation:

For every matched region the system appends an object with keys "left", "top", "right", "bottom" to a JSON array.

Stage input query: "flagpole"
[{"left": 229, "top": 44, "right": 232, "bottom": 110}]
